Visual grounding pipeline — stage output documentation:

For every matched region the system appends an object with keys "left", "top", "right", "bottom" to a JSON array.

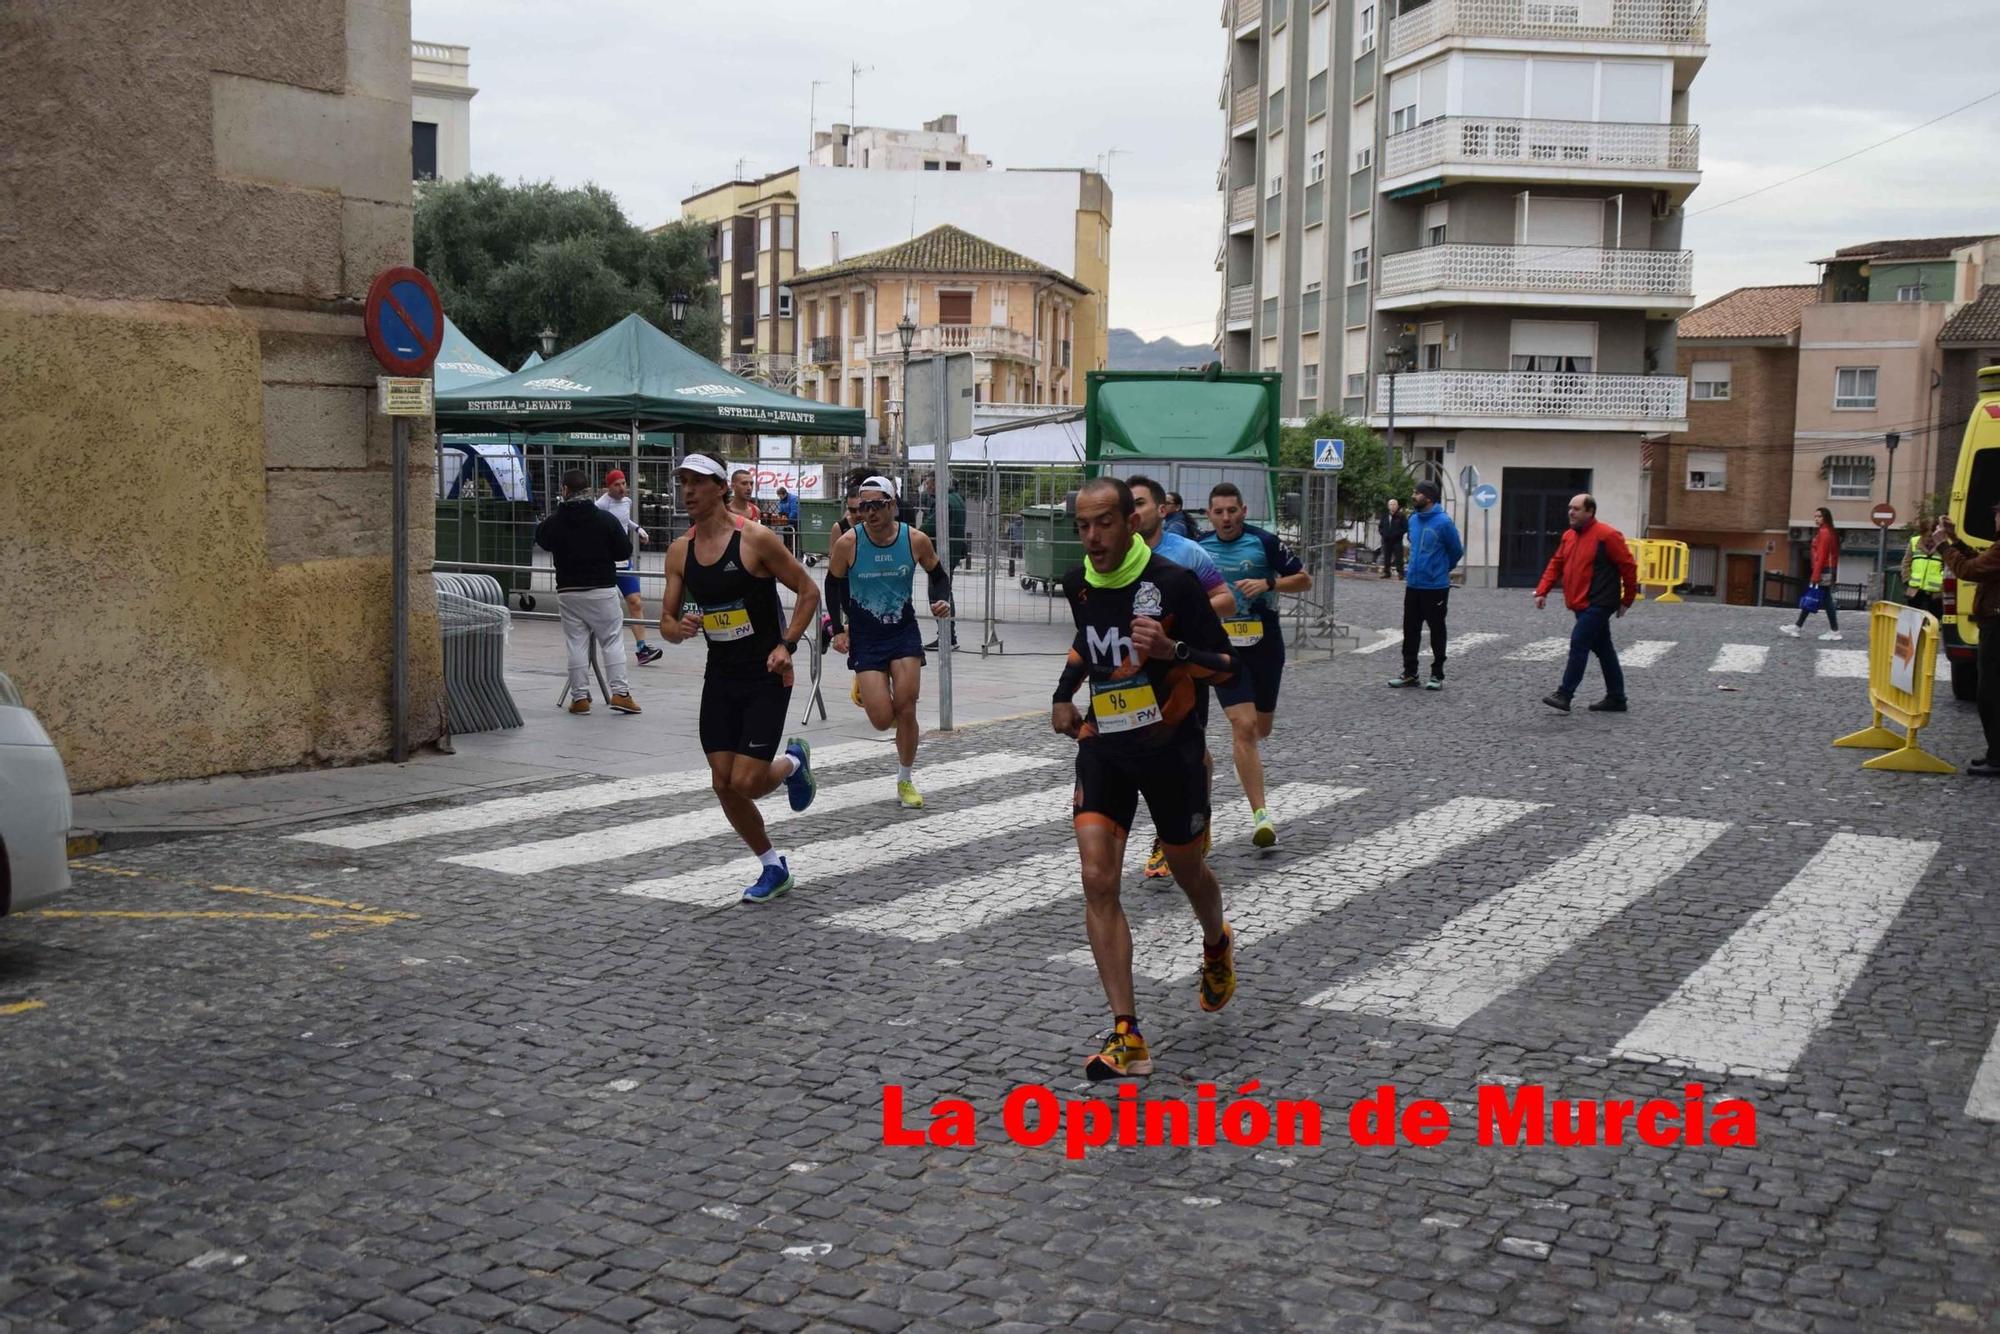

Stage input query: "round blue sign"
[
  {"left": 364, "top": 266, "right": 443, "bottom": 375},
  {"left": 1471, "top": 483, "right": 1500, "bottom": 509}
]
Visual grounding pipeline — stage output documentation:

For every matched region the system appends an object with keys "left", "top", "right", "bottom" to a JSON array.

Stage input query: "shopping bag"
[{"left": 1798, "top": 584, "right": 1825, "bottom": 614}]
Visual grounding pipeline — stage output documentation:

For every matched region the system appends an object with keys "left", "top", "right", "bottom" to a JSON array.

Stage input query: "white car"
[{"left": 0, "top": 671, "right": 71, "bottom": 915}]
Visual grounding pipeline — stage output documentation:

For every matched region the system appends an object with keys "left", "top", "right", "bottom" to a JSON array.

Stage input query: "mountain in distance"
[{"left": 1107, "top": 327, "right": 1214, "bottom": 372}]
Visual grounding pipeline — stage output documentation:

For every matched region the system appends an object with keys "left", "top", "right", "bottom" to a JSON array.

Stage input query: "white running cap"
[
  {"left": 860, "top": 474, "right": 898, "bottom": 498},
  {"left": 676, "top": 454, "right": 729, "bottom": 482}
]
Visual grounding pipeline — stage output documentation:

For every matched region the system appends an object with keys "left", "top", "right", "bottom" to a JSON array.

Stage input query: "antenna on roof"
[{"left": 849, "top": 60, "right": 875, "bottom": 162}]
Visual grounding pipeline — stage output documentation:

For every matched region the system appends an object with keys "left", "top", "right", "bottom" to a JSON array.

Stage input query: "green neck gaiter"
[{"left": 1085, "top": 534, "right": 1151, "bottom": 589}]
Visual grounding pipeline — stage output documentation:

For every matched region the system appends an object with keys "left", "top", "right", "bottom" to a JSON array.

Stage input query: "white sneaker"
[
  {"left": 1779, "top": 624, "right": 1801, "bottom": 638},
  {"left": 1818, "top": 631, "right": 1843, "bottom": 642}
]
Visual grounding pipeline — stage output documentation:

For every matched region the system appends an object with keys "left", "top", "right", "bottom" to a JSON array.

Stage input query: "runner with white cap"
[
  {"left": 824, "top": 475, "right": 952, "bottom": 808},
  {"left": 657, "top": 452, "right": 822, "bottom": 904},
  {"left": 595, "top": 469, "right": 661, "bottom": 666}
]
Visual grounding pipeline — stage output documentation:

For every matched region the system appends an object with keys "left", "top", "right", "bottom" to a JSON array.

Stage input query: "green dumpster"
[
  {"left": 799, "top": 498, "right": 845, "bottom": 564},
  {"left": 1021, "top": 504, "right": 1082, "bottom": 594},
  {"left": 435, "top": 499, "right": 540, "bottom": 608}
]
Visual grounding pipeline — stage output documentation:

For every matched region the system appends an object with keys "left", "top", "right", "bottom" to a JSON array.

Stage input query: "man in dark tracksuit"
[{"left": 1379, "top": 498, "right": 1408, "bottom": 579}]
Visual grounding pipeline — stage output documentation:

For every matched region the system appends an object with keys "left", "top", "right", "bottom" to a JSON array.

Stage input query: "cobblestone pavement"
[{"left": 5, "top": 582, "right": 1997, "bottom": 1332}]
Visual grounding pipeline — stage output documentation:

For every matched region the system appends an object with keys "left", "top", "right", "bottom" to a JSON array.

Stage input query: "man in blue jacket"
[{"left": 1389, "top": 480, "right": 1464, "bottom": 691}]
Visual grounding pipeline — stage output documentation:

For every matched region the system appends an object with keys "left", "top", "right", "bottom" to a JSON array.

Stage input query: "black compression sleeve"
[
  {"left": 824, "top": 573, "right": 848, "bottom": 633},
  {"left": 927, "top": 563, "right": 952, "bottom": 610},
  {"left": 1054, "top": 655, "right": 1088, "bottom": 703}
]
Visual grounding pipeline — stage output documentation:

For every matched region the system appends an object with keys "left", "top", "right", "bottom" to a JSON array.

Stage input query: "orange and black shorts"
[{"left": 1072, "top": 729, "right": 1210, "bottom": 846}]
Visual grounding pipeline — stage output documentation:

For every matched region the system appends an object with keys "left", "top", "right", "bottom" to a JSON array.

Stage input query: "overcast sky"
[{"left": 415, "top": 0, "right": 2000, "bottom": 346}]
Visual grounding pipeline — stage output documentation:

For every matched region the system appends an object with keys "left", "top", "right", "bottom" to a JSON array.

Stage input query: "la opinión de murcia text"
[{"left": 883, "top": 1082, "right": 1758, "bottom": 1162}]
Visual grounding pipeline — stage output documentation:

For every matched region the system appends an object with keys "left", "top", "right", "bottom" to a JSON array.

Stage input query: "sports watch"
[
  {"left": 782, "top": 638, "right": 801, "bottom": 654},
  {"left": 1172, "top": 639, "right": 1191, "bottom": 661}
]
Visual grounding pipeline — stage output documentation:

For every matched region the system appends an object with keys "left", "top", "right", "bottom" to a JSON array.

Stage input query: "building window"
[
  {"left": 759, "top": 285, "right": 772, "bottom": 318},
  {"left": 1828, "top": 459, "right": 1875, "bottom": 499},
  {"left": 1359, "top": 5, "right": 1375, "bottom": 54},
  {"left": 1685, "top": 449, "right": 1727, "bottom": 491},
  {"left": 1301, "top": 362, "right": 1320, "bottom": 397},
  {"left": 1834, "top": 366, "right": 1878, "bottom": 410},
  {"left": 759, "top": 216, "right": 773, "bottom": 251},
  {"left": 1351, "top": 246, "right": 1370, "bottom": 281},
  {"left": 1354, "top": 145, "right": 1372, "bottom": 171},
  {"left": 1422, "top": 200, "right": 1448, "bottom": 248},
  {"left": 1267, "top": 173, "right": 1283, "bottom": 198},
  {"left": 924, "top": 160, "right": 941, "bottom": 170},
  {"left": 1392, "top": 104, "right": 1416, "bottom": 134},
  {"left": 1691, "top": 360, "right": 1732, "bottom": 400},
  {"left": 946, "top": 161, "right": 962, "bottom": 171},
  {"left": 779, "top": 214, "right": 795, "bottom": 251},
  {"left": 1309, "top": 149, "right": 1326, "bottom": 184},
  {"left": 1346, "top": 371, "right": 1366, "bottom": 397},
  {"left": 1896, "top": 283, "right": 1924, "bottom": 301},
  {"left": 720, "top": 228, "right": 733, "bottom": 263},
  {"left": 778, "top": 286, "right": 793, "bottom": 319},
  {"left": 411, "top": 121, "right": 438, "bottom": 181}
]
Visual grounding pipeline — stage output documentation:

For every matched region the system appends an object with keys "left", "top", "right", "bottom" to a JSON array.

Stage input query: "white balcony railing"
[
  {"left": 1229, "top": 184, "right": 1256, "bottom": 227},
  {"left": 873, "top": 324, "right": 1037, "bottom": 360},
  {"left": 1384, "top": 116, "right": 1700, "bottom": 180},
  {"left": 1389, "top": 0, "right": 1708, "bottom": 62},
  {"left": 1378, "top": 369, "right": 1687, "bottom": 422},
  {"left": 1377, "top": 243, "right": 1693, "bottom": 302},
  {"left": 1226, "top": 285, "right": 1254, "bottom": 323}
]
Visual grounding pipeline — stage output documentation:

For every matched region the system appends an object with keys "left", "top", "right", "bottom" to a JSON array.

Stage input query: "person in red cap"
[{"left": 595, "top": 469, "right": 661, "bottom": 666}]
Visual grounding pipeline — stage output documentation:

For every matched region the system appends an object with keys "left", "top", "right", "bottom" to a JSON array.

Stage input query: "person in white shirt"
[{"left": 595, "top": 469, "right": 661, "bottom": 666}]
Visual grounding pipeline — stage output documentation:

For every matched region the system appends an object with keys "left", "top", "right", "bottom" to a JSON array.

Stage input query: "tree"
[
  {"left": 413, "top": 176, "right": 721, "bottom": 367},
  {"left": 1278, "top": 412, "right": 1411, "bottom": 524}
]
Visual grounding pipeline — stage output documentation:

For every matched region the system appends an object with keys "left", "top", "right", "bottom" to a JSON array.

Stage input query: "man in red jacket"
[{"left": 1534, "top": 493, "right": 1640, "bottom": 714}]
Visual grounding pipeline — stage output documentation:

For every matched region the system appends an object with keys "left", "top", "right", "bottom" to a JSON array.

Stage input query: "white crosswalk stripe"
[
  {"left": 1449, "top": 632, "right": 1505, "bottom": 656},
  {"left": 1507, "top": 638, "right": 1569, "bottom": 662},
  {"left": 1059, "top": 796, "right": 1545, "bottom": 981},
  {"left": 1611, "top": 833, "right": 1940, "bottom": 1080},
  {"left": 1351, "top": 629, "right": 1403, "bottom": 655},
  {"left": 447, "top": 753, "right": 1047, "bottom": 876},
  {"left": 1816, "top": 647, "right": 1951, "bottom": 681},
  {"left": 1304, "top": 815, "right": 1729, "bottom": 1027},
  {"left": 619, "top": 781, "right": 1073, "bottom": 906},
  {"left": 1967, "top": 1028, "right": 2000, "bottom": 1123},
  {"left": 1710, "top": 643, "right": 1769, "bottom": 673},
  {"left": 821, "top": 783, "right": 1365, "bottom": 943},
  {"left": 1617, "top": 640, "right": 1677, "bottom": 669},
  {"left": 290, "top": 742, "right": 888, "bottom": 849}
]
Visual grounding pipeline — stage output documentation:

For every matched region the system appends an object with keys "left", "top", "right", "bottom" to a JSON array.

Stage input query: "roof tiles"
[{"left": 1676, "top": 284, "right": 1817, "bottom": 340}]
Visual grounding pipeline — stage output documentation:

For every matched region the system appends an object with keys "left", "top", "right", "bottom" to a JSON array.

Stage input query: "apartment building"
[
  {"left": 680, "top": 170, "right": 804, "bottom": 393},
  {"left": 810, "top": 114, "right": 990, "bottom": 171},
  {"left": 789, "top": 225, "right": 1087, "bottom": 429},
  {"left": 411, "top": 41, "right": 475, "bottom": 183},
  {"left": 1217, "top": 0, "right": 1706, "bottom": 585},
  {"left": 1647, "top": 285, "right": 1813, "bottom": 605}
]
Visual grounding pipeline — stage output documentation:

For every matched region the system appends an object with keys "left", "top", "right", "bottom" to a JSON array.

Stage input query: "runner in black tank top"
[{"left": 658, "top": 454, "right": 823, "bottom": 905}]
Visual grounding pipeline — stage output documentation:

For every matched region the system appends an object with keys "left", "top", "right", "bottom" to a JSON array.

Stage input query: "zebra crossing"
[
  {"left": 287, "top": 744, "right": 1998, "bottom": 1121},
  {"left": 1349, "top": 631, "right": 1952, "bottom": 682}
]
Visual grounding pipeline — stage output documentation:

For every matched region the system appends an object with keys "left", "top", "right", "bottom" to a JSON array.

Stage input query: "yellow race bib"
[
  {"left": 1223, "top": 618, "right": 1264, "bottom": 647},
  {"left": 1090, "top": 679, "right": 1162, "bottom": 734},
  {"left": 701, "top": 607, "right": 753, "bottom": 642}
]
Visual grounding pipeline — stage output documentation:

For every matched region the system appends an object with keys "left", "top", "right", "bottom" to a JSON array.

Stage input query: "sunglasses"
[{"left": 858, "top": 499, "right": 892, "bottom": 513}]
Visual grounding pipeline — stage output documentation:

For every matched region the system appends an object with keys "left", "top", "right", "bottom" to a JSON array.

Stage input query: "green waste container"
[
  {"left": 799, "top": 498, "right": 845, "bottom": 564},
  {"left": 1021, "top": 504, "right": 1082, "bottom": 594},
  {"left": 435, "top": 499, "right": 540, "bottom": 608}
]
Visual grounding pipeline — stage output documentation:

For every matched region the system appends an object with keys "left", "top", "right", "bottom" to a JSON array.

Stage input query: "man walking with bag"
[
  {"left": 1536, "top": 493, "right": 1639, "bottom": 714},
  {"left": 536, "top": 469, "right": 642, "bottom": 716}
]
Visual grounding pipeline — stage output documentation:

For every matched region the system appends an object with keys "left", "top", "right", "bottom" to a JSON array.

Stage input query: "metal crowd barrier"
[{"left": 433, "top": 573, "right": 523, "bottom": 734}]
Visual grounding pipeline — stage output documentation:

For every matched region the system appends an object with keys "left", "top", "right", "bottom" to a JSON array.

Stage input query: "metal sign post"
[{"left": 1471, "top": 483, "right": 1499, "bottom": 587}]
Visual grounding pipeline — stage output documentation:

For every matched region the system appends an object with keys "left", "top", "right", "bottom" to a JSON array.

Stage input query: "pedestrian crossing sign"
[{"left": 1313, "top": 438, "right": 1345, "bottom": 471}]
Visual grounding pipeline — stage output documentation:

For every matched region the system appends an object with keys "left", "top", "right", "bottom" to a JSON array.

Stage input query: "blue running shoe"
[
  {"left": 742, "top": 857, "right": 793, "bottom": 904},
  {"left": 783, "top": 738, "right": 815, "bottom": 812}
]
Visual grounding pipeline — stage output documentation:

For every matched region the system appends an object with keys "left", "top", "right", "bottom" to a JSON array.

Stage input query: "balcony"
[
  {"left": 872, "top": 324, "right": 1038, "bottom": 360},
  {"left": 1226, "top": 284, "right": 1254, "bottom": 328},
  {"left": 1388, "top": 0, "right": 1708, "bottom": 65},
  {"left": 1375, "top": 243, "right": 1694, "bottom": 311},
  {"left": 1228, "top": 184, "right": 1257, "bottom": 231},
  {"left": 807, "top": 335, "right": 841, "bottom": 364},
  {"left": 1230, "top": 0, "right": 1262, "bottom": 31},
  {"left": 1382, "top": 117, "right": 1701, "bottom": 194},
  {"left": 1231, "top": 85, "right": 1259, "bottom": 133},
  {"left": 1376, "top": 368, "right": 1687, "bottom": 430}
]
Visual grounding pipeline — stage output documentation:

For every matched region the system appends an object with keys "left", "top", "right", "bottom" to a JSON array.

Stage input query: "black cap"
[{"left": 1414, "top": 481, "right": 1442, "bottom": 502}]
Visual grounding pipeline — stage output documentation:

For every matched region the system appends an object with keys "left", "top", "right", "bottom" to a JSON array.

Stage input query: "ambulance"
[{"left": 1940, "top": 363, "right": 2000, "bottom": 700}]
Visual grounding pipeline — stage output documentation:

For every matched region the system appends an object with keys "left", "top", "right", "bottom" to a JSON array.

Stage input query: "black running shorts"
[
  {"left": 699, "top": 673, "right": 792, "bottom": 762},
  {"left": 1072, "top": 730, "right": 1210, "bottom": 846},
  {"left": 1214, "top": 614, "right": 1285, "bottom": 715}
]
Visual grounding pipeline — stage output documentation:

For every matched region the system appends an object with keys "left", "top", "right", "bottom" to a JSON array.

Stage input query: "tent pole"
[{"left": 935, "top": 354, "right": 953, "bottom": 731}]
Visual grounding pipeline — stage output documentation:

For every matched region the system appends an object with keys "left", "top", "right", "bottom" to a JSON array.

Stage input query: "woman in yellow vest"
[{"left": 1899, "top": 513, "right": 1944, "bottom": 617}]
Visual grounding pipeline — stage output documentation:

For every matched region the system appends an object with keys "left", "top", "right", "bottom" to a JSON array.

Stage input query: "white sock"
[
  {"left": 898, "top": 764, "right": 913, "bottom": 783},
  {"left": 775, "top": 753, "right": 800, "bottom": 779},
  {"left": 758, "top": 848, "right": 783, "bottom": 869}
]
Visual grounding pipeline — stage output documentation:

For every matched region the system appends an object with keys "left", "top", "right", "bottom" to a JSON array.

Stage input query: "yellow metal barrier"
[
  {"left": 1831, "top": 602, "right": 1956, "bottom": 774},
  {"left": 1630, "top": 538, "right": 1690, "bottom": 603}
]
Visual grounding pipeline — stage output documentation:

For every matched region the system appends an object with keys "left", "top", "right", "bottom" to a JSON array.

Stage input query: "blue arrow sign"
[
  {"left": 1312, "top": 438, "right": 1345, "bottom": 471},
  {"left": 1471, "top": 483, "right": 1499, "bottom": 509}
]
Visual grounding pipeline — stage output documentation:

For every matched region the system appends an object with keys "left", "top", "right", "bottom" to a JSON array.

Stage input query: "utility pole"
[
  {"left": 1877, "top": 430, "right": 1900, "bottom": 584},
  {"left": 809, "top": 79, "right": 830, "bottom": 156}
]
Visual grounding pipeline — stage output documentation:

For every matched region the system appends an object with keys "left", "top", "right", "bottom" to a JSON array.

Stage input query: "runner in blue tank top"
[
  {"left": 1198, "top": 481, "right": 1310, "bottom": 850},
  {"left": 825, "top": 475, "right": 953, "bottom": 808}
]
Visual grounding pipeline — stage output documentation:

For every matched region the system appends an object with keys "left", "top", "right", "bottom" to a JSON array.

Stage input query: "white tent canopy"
[{"left": 909, "top": 420, "right": 1085, "bottom": 466}]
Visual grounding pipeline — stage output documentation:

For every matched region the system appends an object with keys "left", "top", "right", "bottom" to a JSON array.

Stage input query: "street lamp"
[
  {"left": 896, "top": 313, "right": 917, "bottom": 475},
  {"left": 1383, "top": 343, "right": 1407, "bottom": 468},
  {"left": 669, "top": 290, "right": 689, "bottom": 331},
  {"left": 537, "top": 326, "right": 558, "bottom": 359}
]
